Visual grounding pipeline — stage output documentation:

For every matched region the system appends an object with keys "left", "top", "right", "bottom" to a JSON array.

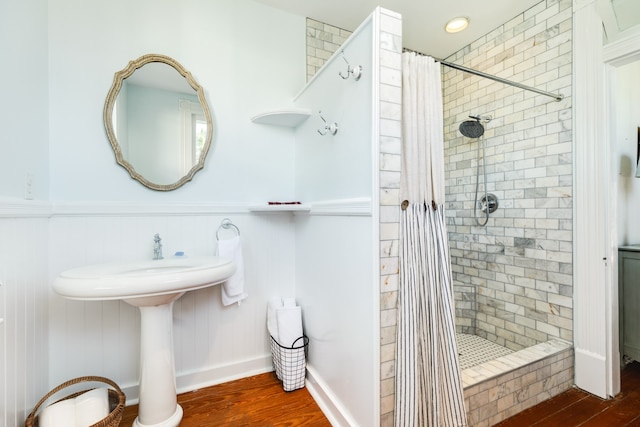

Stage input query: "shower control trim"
[{"left": 479, "top": 193, "right": 499, "bottom": 214}]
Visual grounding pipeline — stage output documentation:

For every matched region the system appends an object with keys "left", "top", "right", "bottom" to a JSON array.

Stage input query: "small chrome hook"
[
  {"left": 317, "top": 110, "right": 338, "bottom": 136},
  {"left": 338, "top": 50, "right": 362, "bottom": 81}
]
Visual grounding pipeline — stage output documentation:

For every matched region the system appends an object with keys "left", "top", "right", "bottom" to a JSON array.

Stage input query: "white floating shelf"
[
  {"left": 248, "top": 203, "right": 311, "bottom": 213},
  {"left": 250, "top": 108, "right": 312, "bottom": 127}
]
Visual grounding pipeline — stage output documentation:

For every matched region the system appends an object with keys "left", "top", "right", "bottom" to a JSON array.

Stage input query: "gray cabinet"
[{"left": 619, "top": 246, "right": 640, "bottom": 361}]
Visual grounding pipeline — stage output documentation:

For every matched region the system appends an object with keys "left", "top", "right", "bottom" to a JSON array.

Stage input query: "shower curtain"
[{"left": 394, "top": 53, "right": 467, "bottom": 427}]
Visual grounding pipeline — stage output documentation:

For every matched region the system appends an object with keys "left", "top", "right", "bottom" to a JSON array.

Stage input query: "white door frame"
[
  {"left": 603, "top": 34, "right": 640, "bottom": 395},
  {"left": 574, "top": 0, "right": 640, "bottom": 398},
  {"left": 573, "top": 0, "right": 610, "bottom": 399}
]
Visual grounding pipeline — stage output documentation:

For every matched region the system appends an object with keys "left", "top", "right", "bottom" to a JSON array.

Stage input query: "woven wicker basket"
[{"left": 25, "top": 376, "right": 125, "bottom": 427}]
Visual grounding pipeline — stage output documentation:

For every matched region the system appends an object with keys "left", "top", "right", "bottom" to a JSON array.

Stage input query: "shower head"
[
  {"left": 459, "top": 114, "right": 492, "bottom": 138},
  {"left": 459, "top": 119, "right": 485, "bottom": 138}
]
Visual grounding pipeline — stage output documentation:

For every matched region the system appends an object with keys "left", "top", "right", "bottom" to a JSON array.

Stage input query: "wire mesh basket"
[{"left": 270, "top": 335, "right": 309, "bottom": 391}]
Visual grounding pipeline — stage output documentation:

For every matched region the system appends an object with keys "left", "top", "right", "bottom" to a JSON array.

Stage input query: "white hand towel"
[
  {"left": 39, "top": 399, "right": 76, "bottom": 427},
  {"left": 267, "top": 297, "right": 283, "bottom": 341},
  {"left": 217, "top": 235, "right": 248, "bottom": 306},
  {"left": 276, "top": 306, "right": 303, "bottom": 348},
  {"left": 75, "top": 387, "right": 110, "bottom": 427}
]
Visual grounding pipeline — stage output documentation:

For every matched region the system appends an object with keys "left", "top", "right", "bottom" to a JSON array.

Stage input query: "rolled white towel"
[
  {"left": 276, "top": 306, "right": 303, "bottom": 348},
  {"left": 75, "top": 387, "right": 110, "bottom": 427},
  {"left": 267, "top": 297, "right": 283, "bottom": 341},
  {"left": 39, "top": 399, "right": 76, "bottom": 427},
  {"left": 277, "top": 304, "right": 306, "bottom": 391},
  {"left": 217, "top": 235, "right": 248, "bottom": 306}
]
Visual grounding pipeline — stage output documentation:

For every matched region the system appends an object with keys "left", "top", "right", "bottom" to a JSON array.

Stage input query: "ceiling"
[
  {"left": 254, "top": 0, "right": 640, "bottom": 59},
  {"left": 598, "top": 0, "right": 640, "bottom": 43},
  {"left": 253, "top": 0, "right": 543, "bottom": 59}
]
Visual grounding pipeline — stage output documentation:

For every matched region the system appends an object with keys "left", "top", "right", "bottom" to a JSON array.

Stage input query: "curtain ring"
[
  {"left": 432, "top": 200, "right": 437, "bottom": 211},
  {"left": 401, "top": 200, "right": 409, "bottom": 210}
]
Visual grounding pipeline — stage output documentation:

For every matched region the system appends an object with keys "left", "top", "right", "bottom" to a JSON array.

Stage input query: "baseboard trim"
[
  {"left": 121, "top": 354, "right": 273, "bottom": 405},
  {"left": 574, "top": 347, "right": 608, "bottom": 399},
  {"left": 305, "top": 365, "right": 355, "bottom": 427}
]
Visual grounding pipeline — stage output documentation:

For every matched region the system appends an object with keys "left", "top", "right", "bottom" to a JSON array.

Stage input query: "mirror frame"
[{"left": 103, "top": 54, "right": 213, "bottom": 191}]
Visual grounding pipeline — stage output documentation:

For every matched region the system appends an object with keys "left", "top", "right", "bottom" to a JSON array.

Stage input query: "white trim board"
[
  {"left": 305, "top": 365, "right": 358, "bottom": 427},
  {"left": 573, "top": 0, "right": 640, "bottom": 399},
  {"left": 0, "top": 198, "right": 372, "bottom": 218},
  {"left": 573, "top": 0, "right": 611, "bottom": 399}
]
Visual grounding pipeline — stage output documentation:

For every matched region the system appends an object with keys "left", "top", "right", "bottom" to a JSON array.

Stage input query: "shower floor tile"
[{"left": 456, "top": 333, "right": 514, "bottom": 370}]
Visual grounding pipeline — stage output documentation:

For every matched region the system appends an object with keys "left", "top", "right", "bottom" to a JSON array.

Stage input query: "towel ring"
[{"left": 216, "top": 218, "right": 240, "bottom": 240}]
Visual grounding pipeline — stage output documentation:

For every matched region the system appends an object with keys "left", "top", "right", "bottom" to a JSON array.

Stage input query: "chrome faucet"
[{"left": 153, "top": 233, "right": 164, "bottom": 260}]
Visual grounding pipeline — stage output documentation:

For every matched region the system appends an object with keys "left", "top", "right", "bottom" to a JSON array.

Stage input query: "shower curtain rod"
[{"left": 403, "top": 48, "right": 564, "bottom": 102}]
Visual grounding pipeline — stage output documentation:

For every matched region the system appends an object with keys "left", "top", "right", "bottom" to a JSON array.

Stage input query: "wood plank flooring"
[
  {"left": 119, "top": 372, "right": 330, "bottom": 426},
  {"left": 120, "top": 362, "right": 640, "bottom": 426},
  {"left": 496, "top": 361, "right": 640, "bottom": 426}
]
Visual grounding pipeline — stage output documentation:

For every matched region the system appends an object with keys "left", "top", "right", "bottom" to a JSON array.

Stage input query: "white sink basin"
[
  {"left": 54, "top": 256, "right": 235, "bottom": 303},
  {"left": 53, "top": 255, "right": 236, "bottom": 427}
]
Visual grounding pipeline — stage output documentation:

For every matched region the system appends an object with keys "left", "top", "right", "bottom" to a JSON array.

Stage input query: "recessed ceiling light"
[{"left": 445, "top": 16, "right": 469, "bottom": 33}]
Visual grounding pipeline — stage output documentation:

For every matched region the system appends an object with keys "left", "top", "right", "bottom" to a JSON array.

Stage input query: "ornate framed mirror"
[{"left": 103, "top": 54, "right": 213, "bottom": 191}]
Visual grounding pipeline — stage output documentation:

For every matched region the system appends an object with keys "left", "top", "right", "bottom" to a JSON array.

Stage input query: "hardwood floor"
[
  {"left": 496, "top": 362, "right": 640, "bottom": 426},
  {"left": 119, "top": 362, "right": 640, "bottom": 426},
  {"left": 119, "top": 372, "right": 330, "bottom": 426}
]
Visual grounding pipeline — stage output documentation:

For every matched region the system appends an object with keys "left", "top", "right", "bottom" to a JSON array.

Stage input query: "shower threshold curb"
[{"left": 460, "top": 338, "right": 573, "bottom": 389}]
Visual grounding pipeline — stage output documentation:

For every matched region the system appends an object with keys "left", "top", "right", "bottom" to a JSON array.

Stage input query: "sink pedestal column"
[{"left": 133, "top": 300, "right": 184, "bottom": 427}]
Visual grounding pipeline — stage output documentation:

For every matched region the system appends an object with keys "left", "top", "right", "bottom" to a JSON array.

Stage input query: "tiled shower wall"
[
  {"left": 377, "top": 11, "right": 403, "bottom": 426},
  {"left": 308, "top": 1, "right": 573, "bottom": 423},
  {"left": 306, "top": 18, "right": 353, "bottom": 81},
  {"left": 443, "top": 0, "right": 574, "bottom": 351}
]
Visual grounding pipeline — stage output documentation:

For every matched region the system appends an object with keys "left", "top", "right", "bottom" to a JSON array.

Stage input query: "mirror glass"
[{"left": 104, "top": 54, "right": 213, "bottom": 191}]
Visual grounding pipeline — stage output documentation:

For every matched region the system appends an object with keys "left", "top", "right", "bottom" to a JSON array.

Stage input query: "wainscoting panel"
[
  {"left": 48, "top": 210, "right": 297, "bottom": 403},
  {"left": 0, "top": 216, "right": 49, "bottom": 427}
]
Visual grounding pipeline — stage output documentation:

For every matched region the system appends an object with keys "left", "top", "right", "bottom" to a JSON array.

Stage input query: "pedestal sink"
[{"left": 53, "top": 256, "right": 235, "bottom": 427}]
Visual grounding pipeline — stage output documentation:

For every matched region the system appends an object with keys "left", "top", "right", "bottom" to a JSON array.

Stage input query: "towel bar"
[{"left": 216, "top": 218, "right": 240, "bottom": 240}]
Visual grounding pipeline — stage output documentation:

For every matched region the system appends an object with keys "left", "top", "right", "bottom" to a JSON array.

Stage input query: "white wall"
[
  {"left": 48, "top": 0, "right": 305, "bottom": 203},
  {"left": 0, "top": 0, "right": 50, "bottom": 425},
  {"left": 294, "top": 16, "right": 378, "bottom": 426},
  {"left": 0, "top": 0, "right": 49, "bottom": 201},
  {"left": 293, "top": 22, "right": 373, "bottom": 201},
  {"left": 44, "top": 0, "right": 308, "bottom": 406},
  {"left": 615, "top": 60, "right": 640, "bottom": 245},
  {"left": 1, "top": 1, "right": 390, "bottom": 424}
]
